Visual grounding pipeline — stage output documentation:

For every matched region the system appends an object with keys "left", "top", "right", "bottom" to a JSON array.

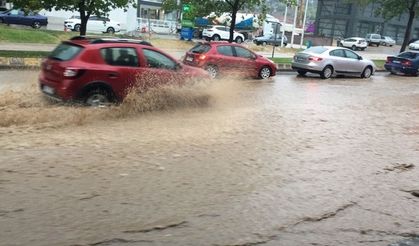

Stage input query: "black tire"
[
  {"left": 262, "top": 41, "right": 267, "bottom": 46},
  {"left": 235, "top": 37, "right": 243, "bottom": 43},
  {"left": 361, "top": 66, "right": 373, "bottom": 78},
  {"left": 320, "top": 65, "right": 333, "bottom": 79},
  {"left": 259, "top": 66, "right": 272, "bottom": 79},
  {"left": 212, "top": 35, "right": 220, "bottom": 41},
  {"left": 74, "top": 24, "right": 81, "bottom": 32},
  {"left": 297, "top": 70, "right": 307, "bottom": 76},
  {"left": 206, "top": 65, "right": 218, "bottom": 79},
  {"left": 351, "top": 45, "right": 357, "bottom": 51},
  {"left": 32, "top": 21, "right": 41, "bottom": 29},
  {"left": 107, "top": 27, "right": 115, "bottom": 34},
  {"left": 84, "top": 88, "right": 113, "bottom": 107}
]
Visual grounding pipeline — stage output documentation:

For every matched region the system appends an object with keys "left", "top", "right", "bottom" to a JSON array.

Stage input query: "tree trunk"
[
  {"left": 78, "top": 0, "right": 91, "bottom": 36},
  {"left": 229, "top": 0, "right": 240, "bottom": 43},
  {"left": 400, "top": 1, "right": 417, "bottom": 52},
  {"left": 297, "top": 0, "right": 306, "bottom": 27}
]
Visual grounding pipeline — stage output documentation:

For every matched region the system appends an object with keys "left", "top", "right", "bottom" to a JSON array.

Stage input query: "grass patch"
[
  {"left": 269, "top": 57, "right": 292, "bottom": 64},
  {"left": 372, "top": 59, "right": 385, "bottom": 68},
  {"left": 0, "top": 50, "right": 50, "bottom": 58}
]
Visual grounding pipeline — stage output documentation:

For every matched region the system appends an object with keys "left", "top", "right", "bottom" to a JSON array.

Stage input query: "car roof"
[
  {"left": 345, "top": 37, "right": 365, "bottom": 40},
  {"left": 68, "top": 36, "right": 152, "bottom": 46}
]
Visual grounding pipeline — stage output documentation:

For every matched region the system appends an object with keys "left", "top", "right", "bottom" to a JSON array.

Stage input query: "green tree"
[
  {"left": 354, "top": 0, "right": 419, "bottom": 52},
  {"left": 11, "top": 0, "right": 135, "bottom": 35}
]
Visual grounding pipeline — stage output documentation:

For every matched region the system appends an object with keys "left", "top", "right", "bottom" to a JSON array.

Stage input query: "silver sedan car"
[{"left": 292, "top": 46, "right": 376, "bottom": 79}]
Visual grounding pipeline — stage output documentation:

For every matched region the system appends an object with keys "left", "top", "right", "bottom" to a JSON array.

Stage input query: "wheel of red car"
[
  {"left": 206, "top": 65, "right": 218, "bottom": 79},
  {"left": 212, "top": 35, "right": 220, "bottom": 41},
  {"left": 259, "top": 66, "right": 272, "bottom": 79},
  {"left": 107, "top": 27, "right": 115, "bottom": 34},
  {"left": 85, "top": 88, "right": 112, "bottom": 107},
  {"left": 32, "top": 21, "right": 41, "bottom": 29},
  {"left": 74, "top": 24, "right": 81, "bottom": 32},
  {"left": 235, "top": 37, "right": 243, "bottom": 43}
]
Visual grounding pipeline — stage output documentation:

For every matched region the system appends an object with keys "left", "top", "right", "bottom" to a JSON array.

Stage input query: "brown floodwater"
[{"left": 0, "top": 70, "right": 418, "bottom": 246}]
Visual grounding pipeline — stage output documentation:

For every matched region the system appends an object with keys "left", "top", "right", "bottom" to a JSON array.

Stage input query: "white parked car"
[
  {"left": 202, "top": 25, "right": 245, "bottom": 43},
  {"left": 64, "top": 16, "right": 120, "bottom": 34},
  {"left": 381, "top": 36, "right": 396, "bottom": 47},
  {"left": 409, "top": 40, "right": 419, "bottom": 50},
  {"left": 338, "top": 37, "right": 368, "bottom": 51}
]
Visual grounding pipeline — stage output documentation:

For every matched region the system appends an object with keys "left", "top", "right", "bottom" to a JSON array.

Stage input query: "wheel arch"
[{"left": 77, "top": 81, "right": 116, "bottom": 101}]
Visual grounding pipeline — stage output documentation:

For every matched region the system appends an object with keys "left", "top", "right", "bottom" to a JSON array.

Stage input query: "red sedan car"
[
  {"left": 182, "top": 41, "right": 277, "bottom": 79},
  {"left": 39, "top": 36, "right": 208, "bottom": 106}
]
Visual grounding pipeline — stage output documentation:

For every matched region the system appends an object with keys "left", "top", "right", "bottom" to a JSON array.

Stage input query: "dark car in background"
[
  {"left": 0, "top": 6, "right": 8, "bottom": 13},
  {"left": 253, "top": 34, "right": 288, "bottom": 46},
  {"left": 0, "top": 9, "right": 48, "bottom": 28},
  {"left": 384, "top": 51, "right": 419, "bottom": 76},
  {"left": 182, "top": 41, "right": 277, "bottom": 79}
]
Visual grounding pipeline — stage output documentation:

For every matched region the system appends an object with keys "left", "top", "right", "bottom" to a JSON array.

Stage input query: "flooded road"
[{"left": 0, "top": 70, "right": 418, "bottom": 246}]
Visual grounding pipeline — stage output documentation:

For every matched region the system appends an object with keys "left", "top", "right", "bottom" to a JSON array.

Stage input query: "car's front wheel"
[
  {"left": 32, "top": 21, "right": 41, "bottom": 29},
  {"left": 107, "top": 27, "right": 115, "bottom": 34},
  {"left": 235, "top": 37, "right": 243, "bottom": 43},
  {"left": 351, "top": 45, "right": 357, "bottom": 50},
  {"left": 206, "top": 65, "right": 218, "bottom": 79},
  {"left": 74, "top": 24, "right": 81, "bottom": 32},
  {"left": 320, "top": 65, "right": 333, "bottom": 79},
  {"left": 85, "top": 88, "right": 113, "bottom": 107},
  {"left": 259, "top": 66, "right": 272, "bottom": 79},
  {"left": 212, "top": 35, "right": 221, "bottom": 41},
  {"left": 361, "top": 66, "right": 373, "bottom": 78}
]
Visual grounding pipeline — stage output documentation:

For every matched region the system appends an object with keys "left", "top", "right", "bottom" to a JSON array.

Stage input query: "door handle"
[{"left": 107, "top": 72, "right": 119, "bottom": 78}]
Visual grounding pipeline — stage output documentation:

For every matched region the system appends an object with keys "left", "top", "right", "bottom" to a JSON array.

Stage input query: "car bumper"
[
  {"left": 39, "top": 76, "right": 76, "bottom": 101},
  {"left": 291, "top": 62, "right": 323, "bottom": 73},
  {"left": 384, "top": 64, "right": 418, "bottom": 75}
]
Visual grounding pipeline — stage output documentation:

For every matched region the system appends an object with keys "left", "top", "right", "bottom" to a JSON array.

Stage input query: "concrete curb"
[{"left": 0, "top": 56, "right": 386, "bottom": 72}]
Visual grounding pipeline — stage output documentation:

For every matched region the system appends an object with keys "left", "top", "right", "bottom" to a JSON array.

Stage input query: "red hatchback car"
[
  {"left": 39, "top": 37, "right": 208, "bottom": 106},
  {"left": 182, "top": 42, "right": 277, "bottom": 79}
]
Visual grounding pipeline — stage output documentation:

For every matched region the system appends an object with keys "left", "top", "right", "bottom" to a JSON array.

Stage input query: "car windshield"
[
  {"left": 398, "top": 52, "right": 418, "bottom": 59},
  {"left": 189, "top": 44, "right": 211, "bottom": 54},
  {"left": 49, "top": 43, "right": 83, "bottom": 61},
  {"left": 304, "top": 47, "right": 328, "bottom": 54}
]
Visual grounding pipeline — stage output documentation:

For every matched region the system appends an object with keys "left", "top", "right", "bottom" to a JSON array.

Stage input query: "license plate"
[
  {"left": 186, "top": 56, "right": 193, "bottom": 62},
  {"left": 42, "top": 85, "right": 55, "bottom": 94}
]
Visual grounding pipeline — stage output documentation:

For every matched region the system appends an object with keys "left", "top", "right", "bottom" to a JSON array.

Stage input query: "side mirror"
[{"left": 358, "top": 56, "right": 363, "bottom": 60}]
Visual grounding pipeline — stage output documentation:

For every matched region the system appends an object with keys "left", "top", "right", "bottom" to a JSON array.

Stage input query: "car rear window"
[
  {"left": 304, "top": 47, "right": 328, "bottom": 54},
  {"left": 189, "top": 44, "right": 211, "bottom": 54},
  {"left": 398, "top": 52, "right": 418, "bottom": 59},
  {"left": 49, "top": 43, "right": 83, "bottom": 61}
]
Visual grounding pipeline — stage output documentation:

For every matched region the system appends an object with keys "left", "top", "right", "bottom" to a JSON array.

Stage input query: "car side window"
[
  {"left": 100, "top": 47, "right": 139, "bottom": 67},
  {"left": 234, "top": 46, "right": 254, "bottom": 59},
  {"left": 10, "top": 9, "right": 19, "bottom": 15},
  {"left": 330, "top": 49, "right": 345, "bottom": 58},
  {"left": 142, "top": 49, "right": 177, "bottom": 70},
  {"left": 216, "top": 45, "right": 234, "bottom": 56},
  {"left": 344, "top": 50, "right": 359, "bottom": 59}
]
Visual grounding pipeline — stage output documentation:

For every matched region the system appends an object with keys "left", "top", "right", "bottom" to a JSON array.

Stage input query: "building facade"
[{"left": 315, "top": 0, "right": 419, "bottom": 44}]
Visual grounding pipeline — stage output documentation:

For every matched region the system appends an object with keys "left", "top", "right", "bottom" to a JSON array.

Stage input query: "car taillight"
[
  {"left": 63, "top": 68, "right": 81, "bottom": 77},
  {"left": 198, "top": 54, "right": 207, "bottom": 60},
  {"left": 386, "top": 57, "right": 393, "bottom": 63},
  {"left": 402, "top": 60, "right": 412, "bottom": 66},
  {"left": 309, "top": 56, "right": 323, "bottom": 62}
]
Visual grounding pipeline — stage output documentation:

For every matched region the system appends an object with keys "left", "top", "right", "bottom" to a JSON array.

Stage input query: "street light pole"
[
  {"left": 281, "top": 3, "right": 288, "bottom": 47},
  {"left": 300, "top": 0, "right": 309, "bottom": 48},
  {"left": 290, "top": 2, "right": 298, "bottom": 48}
]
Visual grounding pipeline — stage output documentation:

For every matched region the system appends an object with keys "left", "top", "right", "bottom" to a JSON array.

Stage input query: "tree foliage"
[
  {"left": 352, "top": 0, "right": 419, "bottom": 52},
  {"left": 11, "top": 0, "right": 135, "bottom": 35}
]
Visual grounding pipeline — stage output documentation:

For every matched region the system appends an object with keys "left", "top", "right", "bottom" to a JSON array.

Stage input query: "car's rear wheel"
[
  {"left": 235, "top": 37, "right": 243, "bottom": 43},
  {"left": 85, "top": 88, "right": 113, "bottom": 107},
  {"left": 351, "top": 45, "right": 357, "bottom": 50},
  {"left": 107, "top": 27, "right": 115, "bottom": 34},
  {"left": 320, "top": 65, "right": 333, "bottom": 79},
  {"left": 206, "top": 65, "right": 218, "bottom": 79},
  {"left": 32, "top": 21, "right": 41, "bottom": 29},
  {"left": 259, "top": 66, "right": 272, "bottom": 79},
  {"left": 74, "top": 24, "right": 81, "bottom": 32},
  {"left": 297, "top": 70, "right": 307, "bottom": 76},
  {"left": 361, "top": 66, "right": 373, "bottom": 78},
  {"left": 212, "top": 35, "right": 220, "bottom": 41},
  {"left": 262, "top": 41, "right": 267, "bottom": 46}
]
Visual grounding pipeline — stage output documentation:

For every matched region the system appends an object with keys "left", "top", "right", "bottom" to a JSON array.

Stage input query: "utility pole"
[
  {"left": 290, "top": 1, "right": 298, "bottom": 48},
  {"left": 299, "top": 0, "right": 309, "bottom": 48},
  {"left": 281, "top": 1, "right": 288, "bottom": 47}
]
